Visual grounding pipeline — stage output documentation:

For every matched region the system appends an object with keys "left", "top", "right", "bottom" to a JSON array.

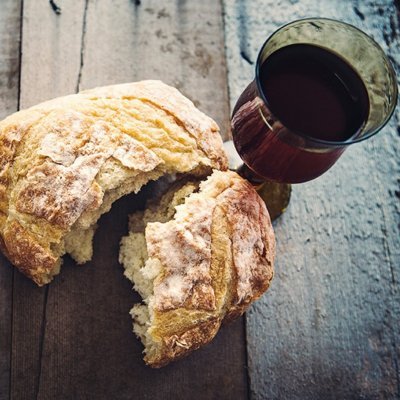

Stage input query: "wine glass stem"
[{"left": 224, "top": 140, "right": 291, "bottom": 221}]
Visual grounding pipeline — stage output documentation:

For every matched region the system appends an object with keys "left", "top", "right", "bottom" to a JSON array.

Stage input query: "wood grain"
[
  {"left": 78, "top": 0, "right": 231, "bottom": 138},
  {"left": 0, "top": 1, "right": 22, "bottom": 399},
  {"left": 223, "top": 0, "right": 400, "bottom": 399},
  {"left": 10, "top": 2, "right": 88, "bottom": 399},
  {"left": 9, "top": 1, "right": 247, "bottom": 399}
]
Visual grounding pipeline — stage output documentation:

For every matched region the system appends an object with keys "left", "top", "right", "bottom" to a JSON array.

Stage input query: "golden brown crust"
[
  {"left": 145, "top": 317, "right": 220, "bottom": 368},
  {"left": 3, "top": 220, "right": 59, "bottom": 285},
  {"left": 146, "top": 171, "right": 274, "bottom": 315},
  {"left": 82, "top": 81, "right": 226, "bottom": 171},
  {"left": 221, "top": 177, "right": 275, "bottom": 321},
  {"left": 0, "top": 81, "right": 227, "bottom": 285}
]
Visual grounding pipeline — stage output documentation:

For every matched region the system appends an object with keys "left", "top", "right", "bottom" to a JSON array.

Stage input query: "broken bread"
[
  {"left": 119, "top": 170, "right": 275, "bottom": 367},
  {"left": 0, "top": 81, "right": 227, "bottom": 285}
]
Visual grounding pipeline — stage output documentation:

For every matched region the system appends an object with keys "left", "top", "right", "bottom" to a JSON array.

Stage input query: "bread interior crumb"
[{"left": 119, "top": 180, "right": 199, "bottom": 360}]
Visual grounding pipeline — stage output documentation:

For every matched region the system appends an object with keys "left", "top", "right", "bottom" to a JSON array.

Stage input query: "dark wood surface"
[
  {"left": 1, "top": 0, "right": 399, "bottom": 399},
  {"left": 223, "top": 0, "right": 400, "bottom": 399},
  {"left": 0, "top": 3, "right": 22, "bottom": 399}
]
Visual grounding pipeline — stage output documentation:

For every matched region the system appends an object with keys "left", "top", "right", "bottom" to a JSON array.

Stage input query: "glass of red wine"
[{"left": 226, "top": 18, "right": 398, "bottom": 219}]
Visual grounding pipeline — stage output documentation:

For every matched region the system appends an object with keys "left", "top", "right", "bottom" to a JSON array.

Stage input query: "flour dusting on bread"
[{"left": 0, "top": 81, "right": 227, "bottom": 285}]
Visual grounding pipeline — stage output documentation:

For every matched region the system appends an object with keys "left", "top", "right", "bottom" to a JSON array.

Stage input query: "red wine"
[{"left": 232, "top": 44, "right": 370, "bottom": 183}]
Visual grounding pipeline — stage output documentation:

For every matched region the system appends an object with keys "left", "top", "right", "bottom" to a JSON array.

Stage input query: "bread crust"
[
  {"left": 0, "top": 81, "right": 227, "bottom": 285},
  {"left": 145, "top": 316, "right": 221, "bottom": 368},
  {"left": 147, "top": 171, "right": 274, "bottom": 314}
]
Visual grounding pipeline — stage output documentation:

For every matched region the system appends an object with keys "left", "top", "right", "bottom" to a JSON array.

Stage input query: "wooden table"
[{"left": 0, "top": 1, "right": 399, "bottom": 399}]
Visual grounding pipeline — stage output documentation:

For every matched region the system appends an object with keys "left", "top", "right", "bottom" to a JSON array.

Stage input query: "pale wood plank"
[
  {"left": 11, "top": 1, "right": 248, "bottom": 399},
  {"left": 18, "top": 0, "right": 86, "bottom": 108},
  {"left": 0, "top": 1, "right": 22, "bottom": 399},
  {"left": 223, "top": 0, "right": 400, "bottom": 398}
]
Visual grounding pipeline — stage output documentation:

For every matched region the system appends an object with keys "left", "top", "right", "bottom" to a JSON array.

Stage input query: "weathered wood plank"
[
  {"left": 0, "top": 1, "right": 22, "bottom": 399},
  {"left": 10, "top": 1, "right": 87, "bottom": 399},
  {"left": 11, "top": 1, "right": 247, "bottom": 399},
  {"left": 223, "top": 0, "right": 400, "bottom": 398},
  {"left": 18, "top": 0, "right": 86, "bottom": 108},
  {"left": 78, "top": 0, "right": 231, "bottom": 138}
]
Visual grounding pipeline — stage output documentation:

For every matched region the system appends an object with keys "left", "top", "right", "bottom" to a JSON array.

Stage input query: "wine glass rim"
[{"left": 255, "top": 17, "right": 398, "bottom": 147}]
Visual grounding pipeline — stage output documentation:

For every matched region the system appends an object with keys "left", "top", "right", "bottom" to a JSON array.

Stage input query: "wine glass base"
[
  {"left": 255, "top": 180, "right": 291, "bottom": 221},
  {"left": 223, "top": 140, "right": 291, "bottom": 221}
]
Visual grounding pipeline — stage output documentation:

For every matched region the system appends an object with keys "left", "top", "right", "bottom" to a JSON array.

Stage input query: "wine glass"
[{"left": 225, "top": 18, "right": 398, "bottom": 220}]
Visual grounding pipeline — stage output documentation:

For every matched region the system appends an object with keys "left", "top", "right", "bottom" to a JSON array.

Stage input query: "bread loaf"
[
  {"left": 119, "top": 170, "right": 275, "bottom": 367},
  {"left": 1, "top": 80, "right": 275, "bottom": 368},
  {"left": 0, "top": 81, "right": 227, "bottom": 285}
]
